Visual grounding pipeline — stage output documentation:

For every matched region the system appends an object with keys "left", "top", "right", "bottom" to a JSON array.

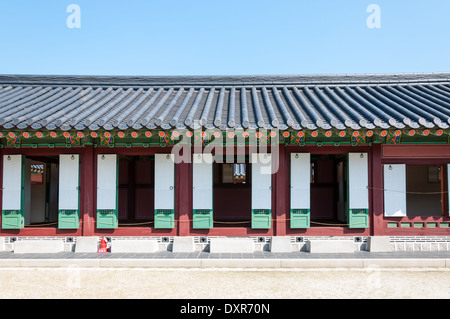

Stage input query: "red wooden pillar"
[
  {"left": 0, "top": 148, "right": 3, "bottom": 231},
  {"left": 274, "top": 144, "right": 288, "bottom": 236},
  {"left": 371, "top": 143, "right": 384, "bottom": 235},
  {"left": 81, "top": 145, "right": 95, "bottom": 237},
  {"left": 177, "top": 160, "right": 191, "bottom": 236}
]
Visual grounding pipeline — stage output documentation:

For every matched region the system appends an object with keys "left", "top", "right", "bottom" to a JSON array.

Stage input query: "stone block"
[
  {"left": 75, "top": 237, "right": 99, "bottom": 253},
  {"left": 172, "top": 237, "right": 196, "bottom": 253},
  {"left": 270, "top": 237, "right": 293, "bottom": 252},
  {"left": 110, "top": 239, "right": 159, "bottom": 253},
  {"left": 209, "top": 238, "right": 254, "bottom": 253},
  {"left": 306, "top": 239, "right": 355, "bottom": 253},
  {"left": 367, "top": 236, "right": 392, "bottom": 252},
  {"left": 14, "top": 240, "right": 65, "bottom": 253}
]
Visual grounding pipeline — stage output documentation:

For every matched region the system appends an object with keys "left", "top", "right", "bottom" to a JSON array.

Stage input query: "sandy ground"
[{"left": 0, "top": 267, "right": 449, "bottom": 299}]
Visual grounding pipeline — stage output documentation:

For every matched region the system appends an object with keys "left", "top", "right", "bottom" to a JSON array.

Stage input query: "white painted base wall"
[{"left": 3, "top": 236, "right": 450, "bottom": 253}]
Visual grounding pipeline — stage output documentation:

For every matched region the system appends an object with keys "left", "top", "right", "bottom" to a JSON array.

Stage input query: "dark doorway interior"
[
  {"left": 213, "top": 160, "right": 252, "bottom": 227},
  {"left": 118, "top": 155, "right": 154, "bottom": 226},
  {"left": 25, "top": 156, "right": 59, "bottom": 227},
  {"left": 310, "top": 154, "right": 347, "bottom": 227}
]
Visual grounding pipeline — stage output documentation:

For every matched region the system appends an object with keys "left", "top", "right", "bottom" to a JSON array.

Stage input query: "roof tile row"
[{"left": 0, "top": 73, "right": 449, "bottom": 131}]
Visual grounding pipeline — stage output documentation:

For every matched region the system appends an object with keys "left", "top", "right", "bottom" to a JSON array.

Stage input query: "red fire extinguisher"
[{"left": 97, "top": 236, "right": 108, "bottom": 253}]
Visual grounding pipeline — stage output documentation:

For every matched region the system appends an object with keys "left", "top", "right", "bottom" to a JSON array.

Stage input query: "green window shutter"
[
  {"left": 347, "top": 153, "right": 369, "bottom": 228},
  {"left": 193, "top": 153, "right": 213, "bottom": 229},
  {"left": 58, "top": 154, "right": 80, "bottom": 229},
  {"left": 290, "top": 153, "right": 310, "bottom": 228},
  {"left": 154, "top": 154, "right": 175, "bottom": 228},
  {"left": 2, "top": 155, "right": 25, "bottom": 229},
  {"left": 96, "top": 154, "right": 118, "bottom": 229},
  {"left": 251, "top": 153, "right": 272, "bottom": 229}
]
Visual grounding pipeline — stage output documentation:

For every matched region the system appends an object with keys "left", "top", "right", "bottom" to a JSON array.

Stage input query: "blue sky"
[{"left": 0, "top": 0, "right": 449, "bottom": 76}]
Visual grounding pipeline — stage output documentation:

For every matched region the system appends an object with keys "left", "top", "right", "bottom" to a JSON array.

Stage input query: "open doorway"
[
  {"left": 118, "top": 155, "right": 155, "bottom": 226},
  {"left": 406, "top": 165, "right": 444, "bottom": 216},
  {"left": 213, "top": 160, "right": 252, "bottom": 227},
  {"left": 24, "top": 156, "right": 59, "bottom": 227},
  {"left": 310, "top": 154, "right": 347, "bottom": 226}
]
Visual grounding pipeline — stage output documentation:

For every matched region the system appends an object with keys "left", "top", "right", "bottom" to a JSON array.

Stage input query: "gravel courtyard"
[{"left": 0, "top": 267, "right": 448, "bottom": 299}]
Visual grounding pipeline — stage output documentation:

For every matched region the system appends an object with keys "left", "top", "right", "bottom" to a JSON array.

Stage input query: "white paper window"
[
  {"left": 97, "top": 154, "right": 117, "bottom": 210},
  {"left": 193, "top": 153, "right": 213, "bottom": 210},
  {"left": 448, "top": 164, "right": 450, "bottom": 216},
  {"left": 348, "top": 153, "right": 369, "bottom": 210},
  {"left": 59, "top": 154, "right": 79, "bottom": 210},
  {"left": 383, "top": 164, "right": 407, "bottom": 217},
  {"left": 251, "top": 153, "right": 272, "bottom": 210},
  {"left": 155, "top": 154, "right": 175, "bottom": 210},
  {"left": 290, "top": 153, "right": 310, "bottom": 210},
  {"left": 2, "top": 155, "right": 23, "bottom": 210}
]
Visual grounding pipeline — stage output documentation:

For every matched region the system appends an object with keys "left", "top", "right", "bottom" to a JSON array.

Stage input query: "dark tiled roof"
[{"left": 0, "top": 73, "right": 449, "bottom": 131}]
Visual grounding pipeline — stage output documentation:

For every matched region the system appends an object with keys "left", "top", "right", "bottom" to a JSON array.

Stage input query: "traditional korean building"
[{"left": 0, "top": 73, "right": 449, "bottom": 252}]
